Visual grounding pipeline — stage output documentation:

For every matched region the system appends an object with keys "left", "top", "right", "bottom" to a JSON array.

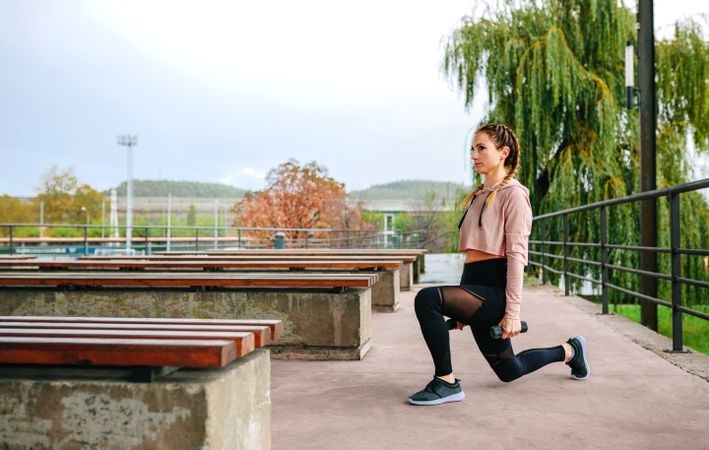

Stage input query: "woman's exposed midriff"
[{"left": 464, "top": 249, "right": 505, "bottom": 264}]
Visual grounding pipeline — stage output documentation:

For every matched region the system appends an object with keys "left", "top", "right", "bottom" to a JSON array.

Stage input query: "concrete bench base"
[
  {"left": 0, "top": 287, "right": 372, "bottom": 360},
  {"left": 371, "top": 269, "right": 400, "bottom": 312},
  {"left": 0, "top": 349, "right": 271, "bottom": 450},
  {"left": 400, "top": 262, "right": 414, "bottom": 291},
  {"left": 271, "top": 337, "right": 372, "bottom": 361}
]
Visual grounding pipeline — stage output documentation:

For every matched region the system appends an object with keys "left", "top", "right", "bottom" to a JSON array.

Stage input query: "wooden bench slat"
[
  {"left": 0, "top": 259, "right": 403, "bottom": 270},
  {"left": 0, "top": 271, "right": 378, "bottom": 280},
  {"left": 0, "top": 271, "right": 379, "bottom": 288},
  {"left": 0, "top": 337, "right": 237, "bottom": 368},
  {"left": 0, "top": 328, "right": 255, "bottom": 352},
  {"left": 0, "top": 316, "right": 285, "bottom": 340},
  {"left": 80, "top": 254, "right": 418, "bottom": 262},
  {"left": 0, "top": 324, "right": 267, "bottom": 346}
]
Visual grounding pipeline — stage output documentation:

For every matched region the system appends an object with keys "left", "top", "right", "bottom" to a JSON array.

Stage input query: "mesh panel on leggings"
[
  {"left": 482, "top": 347, "right": 515, "bottom": 369},
  {"left": 439, "top": 286, "right": 484, "bottom": 323}
]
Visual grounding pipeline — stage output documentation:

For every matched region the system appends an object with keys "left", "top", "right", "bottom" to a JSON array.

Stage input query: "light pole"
[
  {"left": 117, "top": 135, "right": 138, "bottom": 252},
  {"left": 625, "top": 40, "right": 634, "bottom": 109},
  {"left": 463, "top": 125, "right": 476, "bottom": 187},
  {"left": 637, "top": 0, "right": 658, "bottom": 331}
]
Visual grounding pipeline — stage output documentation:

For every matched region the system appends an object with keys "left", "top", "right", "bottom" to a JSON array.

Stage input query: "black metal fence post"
[
  {"left": 600, "top": 206, "right": 609, "bottom": 314},
  {"left": 540, "top": 220, "right": 547, "bottom": 285},
  {"left": 83, "top": 225, "right": 88, "bottom": 254},
  {"left": 144, "top": 227, "right": 150, "bottom": 255},
  {"left": 237, "top": 229, "right": 242, "bottom": 249},
  {"left": 670, "top": 192, "right": 683, "bottom": 351},
  {"left": 563, "top": 214, "right": 569, "bottom": 296},
  {"left": 8, "top": 225, "right": 14, "bottom": 254},
  {"left": 195, "top": 228, "right": 199, "bottom": 252}
]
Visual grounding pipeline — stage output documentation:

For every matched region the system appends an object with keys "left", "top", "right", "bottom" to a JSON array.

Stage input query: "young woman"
[{"left": 408, "top": 124, "right": 589, "bottom": 406}]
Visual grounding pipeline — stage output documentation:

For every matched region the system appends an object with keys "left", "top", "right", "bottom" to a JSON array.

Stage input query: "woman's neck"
[{"left": 484, "top": 167, "right": 508, "bottom": 188}]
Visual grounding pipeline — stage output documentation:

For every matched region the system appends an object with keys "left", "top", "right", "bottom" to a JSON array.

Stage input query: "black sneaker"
[
  {"left": 408, "top": 377, "right": 465, "bottom": 406},
  {"left": 566, "top": 336, "right": 590, "bottom": 380}
]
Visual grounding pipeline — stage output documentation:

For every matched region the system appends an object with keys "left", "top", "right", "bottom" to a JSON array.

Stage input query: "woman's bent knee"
[
  {"left": 414, "top": 287, "right": 440, "bottom": 314},
  {"left": 492, "top": 359, "right": 524, "bottom": 383}
]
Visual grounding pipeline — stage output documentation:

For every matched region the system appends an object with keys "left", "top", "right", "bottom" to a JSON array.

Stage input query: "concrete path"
[{"left": 271, "top": 281, "right": 709, "bottom": 449}]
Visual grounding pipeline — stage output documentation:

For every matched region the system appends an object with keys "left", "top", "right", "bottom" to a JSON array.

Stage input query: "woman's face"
[{"left": 471, "top": 132, "right": 508, "bottom": 175}]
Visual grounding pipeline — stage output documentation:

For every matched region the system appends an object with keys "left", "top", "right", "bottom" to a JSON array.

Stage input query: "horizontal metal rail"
[
  {"left": 565, "top": 271, "right": 602, "bottom": 285},
  {"left": 605, "top": 283, "right": 674, "bottom": 308},
  {"left": 605, "top": 263, "right": 673, "bottom": 281},
  {"left": 676, "top": 305, "right": 709, "bottom": 321},
  {"left": 565, "top": 242, "right": 601, "bottom": 248},
  {"left": 529, "top": 240, "right": 565, "bottom": 246},
  {"left": 677, "top": 248, "right": 709, "bottom": 257},
  {"left": 677, "top": 277, "right": 709, "bottom": 289},
  {"left": 528, "top": 260, "right": 564, "bottom": 275},
  {"left": 566, "top": 256, "right": 602, "bottom": 267},
  {"left": 605, "top": 244, "right": 672, "bottom": 253}
]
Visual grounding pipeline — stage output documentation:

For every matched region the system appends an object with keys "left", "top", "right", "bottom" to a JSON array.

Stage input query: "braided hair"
[{"left": 461, "top": 123, "right": 521, "bottom": 209}]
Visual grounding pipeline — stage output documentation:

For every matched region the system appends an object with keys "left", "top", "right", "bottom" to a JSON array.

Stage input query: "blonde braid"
[{"left": 460, "top": 183, "right": 485, "bottom": 209}]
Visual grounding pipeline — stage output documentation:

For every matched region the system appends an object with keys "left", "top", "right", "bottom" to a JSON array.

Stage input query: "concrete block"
[
  {"left": 0, "top": 287, "right": 372, "bottom": 360},
  {"left": 0, "top": 349, "right": 271, "bottom": 450},
  {"left": 399, "top": 262, "right": 414, "bottom": 291},
  {"left": 371, "top": 269, "right": 400, "bottom": 312}
]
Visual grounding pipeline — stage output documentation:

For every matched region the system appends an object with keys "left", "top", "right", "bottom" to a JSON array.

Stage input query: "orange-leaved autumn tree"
[{"left": 232, "top": 160, "right": 367, "bottom": 238}]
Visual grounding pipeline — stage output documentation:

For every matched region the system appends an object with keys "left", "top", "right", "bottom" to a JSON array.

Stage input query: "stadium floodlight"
[{"left": 117, "top": 135, "right": 138, "bottom": 252}]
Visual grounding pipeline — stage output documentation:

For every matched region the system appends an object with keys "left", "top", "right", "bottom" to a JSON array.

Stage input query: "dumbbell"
[
  {"left": 447, "top": 318, "right": 528, "bottom": 339},
  {"left": 489, "top": 321, "right": 528, "bottom": 339}
]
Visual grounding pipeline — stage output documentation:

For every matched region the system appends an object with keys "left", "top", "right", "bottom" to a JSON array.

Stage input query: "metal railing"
[
  {"left": 528, "top": 178, "right": 709, "bottom": 352},
  {"left": 0, "top": 223, "right": 431, "bottom": 255}
]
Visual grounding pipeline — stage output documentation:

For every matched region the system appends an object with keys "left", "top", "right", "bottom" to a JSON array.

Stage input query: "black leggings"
[{"left": 414, "top": 258, "right": 564, "bottom": 382}]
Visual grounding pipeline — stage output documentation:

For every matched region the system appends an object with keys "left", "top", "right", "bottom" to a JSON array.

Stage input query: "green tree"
[
  {"left": 0, "top": 195, "right": 35, "bottom": 236},
  {"left": 33, "top": 166, "right": 105, "bottom": 224},
  {"left": 443, "top": 1, "right": 708, "bottom": 305}
]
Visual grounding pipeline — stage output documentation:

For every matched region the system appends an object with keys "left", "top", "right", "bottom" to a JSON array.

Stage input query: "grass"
[{"left": 609, "top": 304, "right": 709, "bottom": 356}]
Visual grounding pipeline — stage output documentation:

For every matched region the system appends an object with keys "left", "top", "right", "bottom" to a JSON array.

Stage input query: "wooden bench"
[
  {"left": 0, "top": 258, "right": 402, "bottom": 311},
  {"left": 0, "top": 272, "right": 378, "bottom": 360},
  {"left": 163, "top": 248, "right": 428, "bottom": 283},
  {"left": 80, "top": 253, "right": 419, "bottom": 290},
  {"left": 0, "top": 316, "right": 282, "bottom": 448},
  {"left": 0, "top": 315, "right": 283, "bottom": 381}
]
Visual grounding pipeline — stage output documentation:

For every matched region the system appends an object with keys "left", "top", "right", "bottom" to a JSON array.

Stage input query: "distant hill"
[
  {"left": 109, "top": 180, "right": 249, "bottom": 198},
  {"left": 107, "top": 179, "right": 467, "bottom": 201},
  {"left": 349, "top": 180, "right": 467, "bottom": 200}
]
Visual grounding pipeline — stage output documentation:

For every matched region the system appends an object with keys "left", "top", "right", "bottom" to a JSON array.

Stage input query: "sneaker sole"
[
  {"left": 570, "top": 335, "right": 590, "bottom": 380},
  {"left": 408, "top": 391, "right": 465, "bottom": 406}
]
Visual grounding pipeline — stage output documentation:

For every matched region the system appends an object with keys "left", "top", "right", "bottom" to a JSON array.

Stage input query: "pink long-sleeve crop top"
[{"left": 458, "top": 179, "right": 532, "bottom": 320}]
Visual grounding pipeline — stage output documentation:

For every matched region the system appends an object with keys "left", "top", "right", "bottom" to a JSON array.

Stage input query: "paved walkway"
[{"left": 271, "top": 278, "right": 709, "bottom": 449}]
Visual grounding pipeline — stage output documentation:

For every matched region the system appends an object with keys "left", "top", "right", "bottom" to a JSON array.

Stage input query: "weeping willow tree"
[{"left": 444, "top": 0, "right": 708, "bottom": 306}]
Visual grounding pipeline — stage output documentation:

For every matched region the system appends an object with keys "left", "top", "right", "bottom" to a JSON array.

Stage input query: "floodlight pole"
[{"left": 117, "top": 135, "right": 138, "bottom": 252}]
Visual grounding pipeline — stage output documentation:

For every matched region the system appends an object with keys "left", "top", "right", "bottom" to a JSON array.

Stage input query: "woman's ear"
[{"left": 500, "top": 146, "right": 510, "bottom": 161}]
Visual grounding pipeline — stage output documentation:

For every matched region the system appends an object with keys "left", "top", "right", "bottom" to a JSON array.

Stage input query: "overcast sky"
[{"left": 1, "top": 0, "right": 706, "bottom": 196}]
